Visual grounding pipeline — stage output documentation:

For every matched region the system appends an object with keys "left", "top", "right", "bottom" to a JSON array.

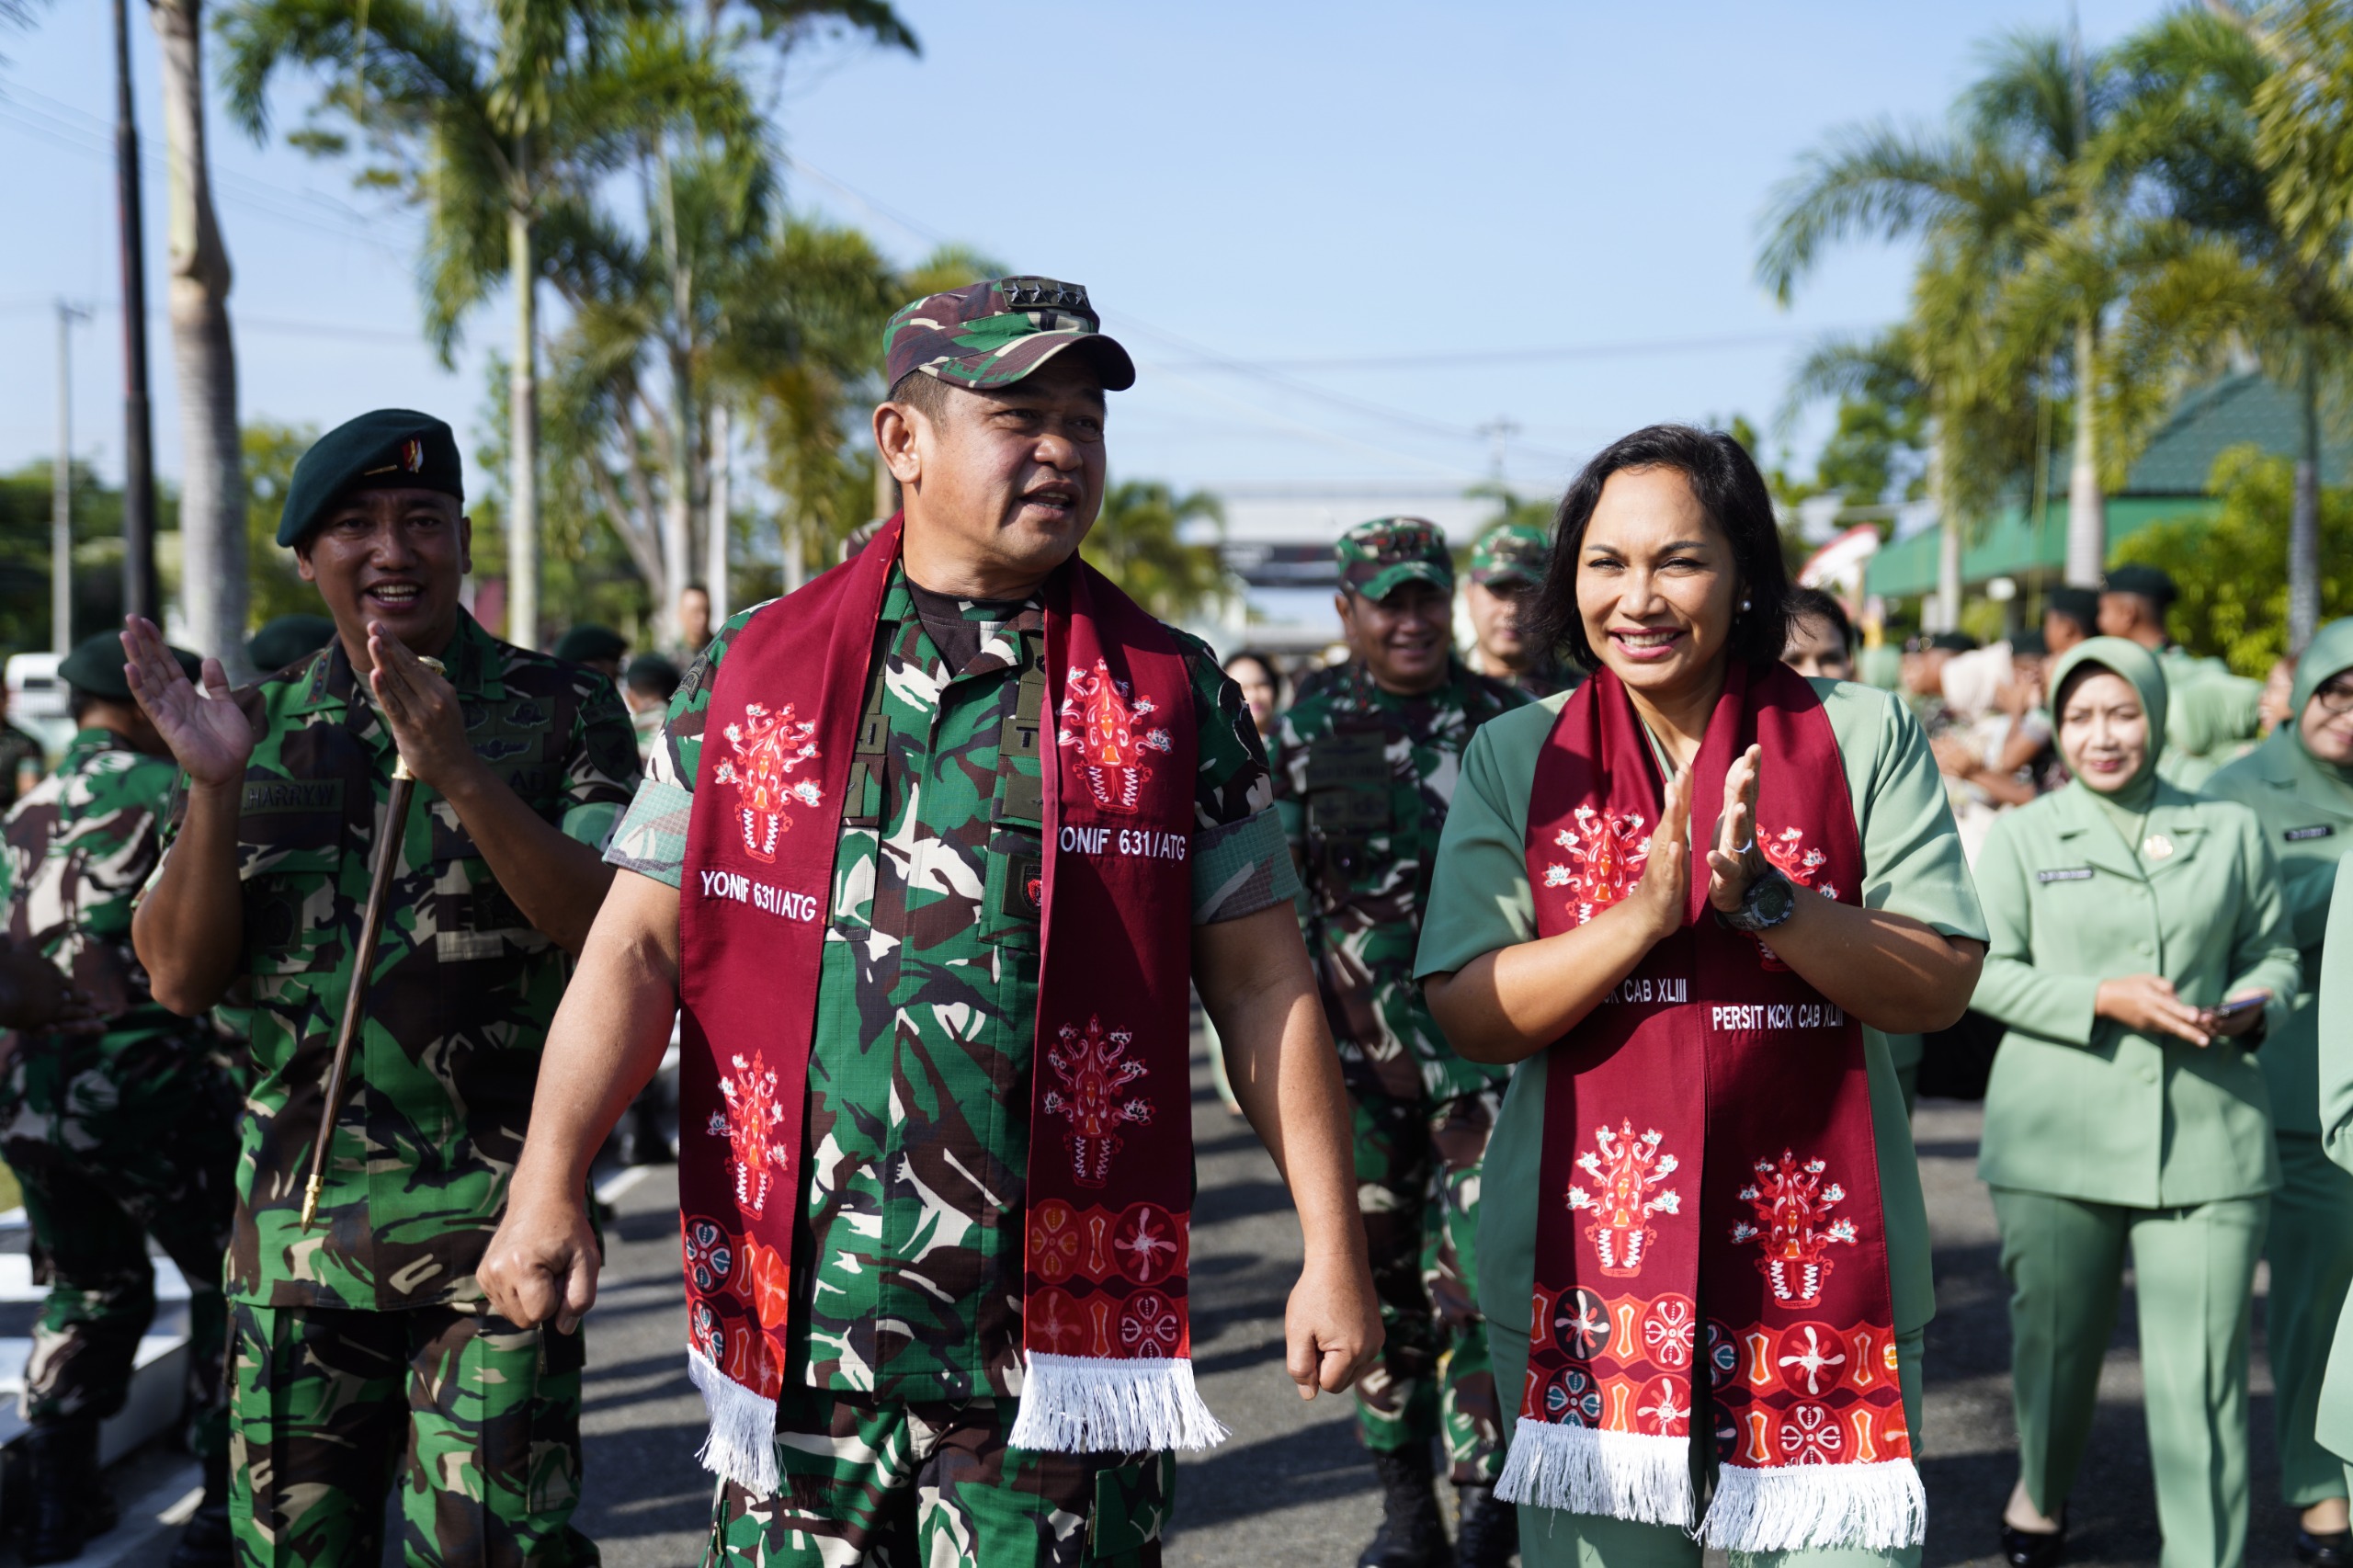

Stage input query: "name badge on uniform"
[
  {"left": 2286, "top": 824, "right": 2336, "bottom": 842},
  {"left": 2035, "top": 867, "right": 2094, "bottom": 882}
]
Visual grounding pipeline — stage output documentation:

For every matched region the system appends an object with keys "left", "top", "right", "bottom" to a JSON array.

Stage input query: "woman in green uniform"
[
  {"left": 2206, "top": 618, "right": 2353, "bottom": 1565},
  {"left": 2311, "top": 856, "right": 2353, "bottom": 1489},
  {"left": 1416, "top": 426, "right": 1987, "bottom": 1567},
  {"left": 1972, "top": 637, "right": 2298, "bottom": 1568}
]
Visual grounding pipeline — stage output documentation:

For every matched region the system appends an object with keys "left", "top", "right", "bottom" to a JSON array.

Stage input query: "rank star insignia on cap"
[
  {"left": 884, "top": 275, "right": 1137, "bottom": 395},
  {"left": 275, "top": 409, "right": 463, "bottom": 548},
  {"left": 1470, "top": 523, "right": 1552, "bottom": 587},
  {"left": 1337, "top": 517, "right": 1453, "bottom": 601}
]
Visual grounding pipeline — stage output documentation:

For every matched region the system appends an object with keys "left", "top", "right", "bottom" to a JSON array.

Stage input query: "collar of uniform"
[
  {"left": 881, "top": 565, "right": 1042, "bottom": 680},
  {"left": 62, "top": 727, "right": 128, "bottom": 766},
  {"left": 2051, "top": 779, "right": 2208, "bottom": 877},
  {"left": 286, "top": 608, "right": 495, "bottom": 717}
]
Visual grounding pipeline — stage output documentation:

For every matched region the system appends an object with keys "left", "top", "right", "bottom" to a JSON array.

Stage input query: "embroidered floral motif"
[
  {"left": 1730, "top": 1150, "right": 1859, "bottom": 1309},
  {"left": 706, "top": 1054, "right": 791, "bottom": 1215},
  {"left": 1541, "top": 805, "right": 1650, "bottom": 926},
  {"left": 1057, "top": 659, "right": 1172, "bottom": 814},
  {"left": 1567, "top": 1119, "right": 1681, "bottom": 1278},
  {"left": 1643, "top": 1293, "right": 1697, "bottom": 1370},
  {"left": 1753, "top": 824, "right": 1836, "bottom": 967},
  {"left": 1774, "top": 1322, "right": 1849, "bottom": 1396},
  {"left": 1041, "top": 1016, "right": 1154, "bottom": 1187},
  {"left": 1779, "top": 1402, "right": 1844, "bottom": 1465},
  {"left": 1637, "top": 1374, "right": 1691, "bottom": 1437},
  {"left": 1113, "top": 1203, "right": 1182, "bottom": 1285},
  {"left": 1120, "top": 1290, "right": 1183, "bottom": 1357},
  {"left": 712, "top": 701, "right": 822, "bottom": 863},
  {"left": 683, "top": 1217, "right": 733, "bottom": 1294},
  {"left": 1552, "top": 1286, "right": 1610, "bottom": 1359},
  {"left": 1543, "top": 1366, "right": 1603, "bottom": 1428},
  {"left": 1027, "top": 1199, "right": 1082, "bottom": 1284}
]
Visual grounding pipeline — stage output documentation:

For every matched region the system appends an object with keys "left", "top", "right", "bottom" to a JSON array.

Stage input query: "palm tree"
[
  {"left": 221, "top": 0, "right": 753, "bottom": 648},
  {"left": 1760, "top": 28, "right": 2118, "bottom": 615},
  {"left": 2104, "top": 2, "right": 2353, "bottom": 653},
  {"left": 1081, "top": 481, "right": 1227, "bottom": 623},
  {"left": 151, "top": 0, "right": 247, "bottom": 678}
]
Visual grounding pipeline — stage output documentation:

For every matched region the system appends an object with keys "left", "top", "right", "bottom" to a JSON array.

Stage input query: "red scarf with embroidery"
[
  {"left": 676, "top": 517, "right": 1219, "bottom": 1492},
  {"left": 1499, "top": 660, "right": 1922, "bottom": 1551}
]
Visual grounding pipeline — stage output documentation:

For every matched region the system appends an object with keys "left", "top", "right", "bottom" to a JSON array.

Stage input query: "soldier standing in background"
[
  {"left": 123, "top": 409, "right": 640, "bottom": 1568},
  {"left": 2100, "top": 563, "right": 2263, "bottom": 788},
  {"left": 1273, "top": 518, "right": 1529, "bottom": 1568},
  {"left": 0, "top": 631, "right": 243, "bottom": 1567},
  {"left": 1462, "top": 523, "right": 1574, "bottom": 699}
]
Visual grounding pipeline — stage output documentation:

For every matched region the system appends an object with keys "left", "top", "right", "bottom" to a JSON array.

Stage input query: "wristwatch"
[{"left": 1716, "top": 866, "right": 1797, "bottom": 934}]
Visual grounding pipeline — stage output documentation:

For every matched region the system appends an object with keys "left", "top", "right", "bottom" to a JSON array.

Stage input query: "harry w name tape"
[
  {"left": 1058, "top": 825, "right": 1189, "bottom": 862},
  {"left": 1711, "top": 1002, "right": 1847, "bottom": 1031},
  {"left": 1604, "top": 974, "right": 1689, "bottom": 1004},
  {"left": 699, "top": 868, "right": 820, "bottom": 924}
]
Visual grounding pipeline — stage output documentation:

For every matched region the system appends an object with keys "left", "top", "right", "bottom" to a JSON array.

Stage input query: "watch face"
[{"left": 1754, "top": 874, "right": 1795, "bottom": 925}]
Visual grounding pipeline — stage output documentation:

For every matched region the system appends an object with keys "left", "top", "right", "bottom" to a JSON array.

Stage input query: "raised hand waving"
[{"left": 119, "top": 617, "right": 255, "bottom": 787}]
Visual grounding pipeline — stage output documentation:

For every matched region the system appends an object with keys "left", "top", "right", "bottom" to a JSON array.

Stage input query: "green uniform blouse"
[
  {"left": 1971, "top": 780, "right": 2299, "bottom": 1207},
  {"left": 1414, "top": 678, "right": 1987, "bottom": 1339},
  {"left": 2304, "top": 856, "right": 2353, "bottom": 1458}
]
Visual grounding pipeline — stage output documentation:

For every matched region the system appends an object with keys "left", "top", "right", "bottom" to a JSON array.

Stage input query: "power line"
[{"left": 1153, "top": 328, "right": 1868, "bottom": 373}]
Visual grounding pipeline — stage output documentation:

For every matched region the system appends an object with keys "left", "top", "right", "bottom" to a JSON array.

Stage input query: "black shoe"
[
  {"left": 1454, "top": 1483, "right": 1517, "bottom": 1568},
  {"left": 167, "top": 1446, "right": 233, "bottom": 1568},
  {"left": 19, "top": 1420, "right": 116, "bottom": 1565},
  {"left": 1999, "top": 1509, "right": 2066, "bottom": 1568},
  {"left": 2299, "top": 1527, "right": 2353, "bottom": 1567},
  {"left": 1359, "top": 1449, "right": 1453, "bottom": 1568}
]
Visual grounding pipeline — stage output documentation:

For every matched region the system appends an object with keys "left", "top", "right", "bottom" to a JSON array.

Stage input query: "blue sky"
[{"left": 0, "top": 0, "right": 2168, "bottom": 508}]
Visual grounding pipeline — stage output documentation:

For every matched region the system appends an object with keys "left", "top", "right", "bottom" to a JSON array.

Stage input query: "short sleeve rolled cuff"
[{"left": 1417, "top": 678, "right": 1988, "bottom": 1340}]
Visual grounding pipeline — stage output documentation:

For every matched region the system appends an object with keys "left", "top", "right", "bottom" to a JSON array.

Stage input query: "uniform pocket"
[{"left": 1088, "top": 1449, "right": 1175, "bottom": 1557}]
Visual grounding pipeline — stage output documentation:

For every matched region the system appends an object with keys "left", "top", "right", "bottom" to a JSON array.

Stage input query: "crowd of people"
[{"left": 0, "top": 272, "right": 2343, "bottom": 1568}]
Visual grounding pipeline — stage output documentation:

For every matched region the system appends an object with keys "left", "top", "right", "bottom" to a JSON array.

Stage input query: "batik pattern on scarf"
[
  {"left": 677, "top": 518, "right": 1216, "bottom": 1493},
  {"left": 1500, "top": 659, "right": 1922, "bottom": 1552}
]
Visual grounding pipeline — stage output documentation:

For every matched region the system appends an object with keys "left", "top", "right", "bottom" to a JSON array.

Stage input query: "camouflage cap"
[
  {"left": 884, "top": 276, "right": 1137, "bottom": 395},
  {"left": 1337, "top": 517, "right": 1453, "bottom": 601},
  {"left": 1469, "top": 523, "right": 1551, "bottom": 587}
]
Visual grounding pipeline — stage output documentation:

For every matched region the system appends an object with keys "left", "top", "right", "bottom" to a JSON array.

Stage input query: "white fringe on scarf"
[
  {"left": 687, "top": 1347, "right": 779, "bottom": 1494},
  {"left": 1494, "top": 1417, "right": 1694, "bottom": 1527},
  {"left": 1698, "top": 1456, "right": 1927, "bottom": 1553},
  {"left": 1006, "top": 1353, "right": 1229, "bottom": 1453}
]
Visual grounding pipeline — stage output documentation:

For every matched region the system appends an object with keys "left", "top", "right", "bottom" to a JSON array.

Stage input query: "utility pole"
[
  {"left": 114, "top": 0, "right": 159, "bottom": 624},
  {"left": 1477, "top": 416, "right": 1519, "bottom": 483},
  {"left": 53, "top": 301, "right": 89, "bottom": 655}
]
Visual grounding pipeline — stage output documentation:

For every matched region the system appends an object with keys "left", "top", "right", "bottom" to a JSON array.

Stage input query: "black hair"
[
  {"left": 1783, "top": 586, "right": 1854, "bottom": 651},
  {"left": 1223, "top": 647, "right": 1285, "bottom": 698},
  {"left": 1528, "top": 424, "right": 1792, "bottom": 672},
  {"left": 67, "top": 686, "right": 93, "bottom": 722},
  {"left": 887, "top": 368, "right": 961, "bottom": 426}
]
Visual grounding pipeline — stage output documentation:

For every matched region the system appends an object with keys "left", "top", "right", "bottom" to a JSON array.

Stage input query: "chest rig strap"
[
  {"left": 842, "top": 625, "right": 894, "bottom": 831},
  {"left": 995, "top": 631, "right": 1048, "bottom": 827}
]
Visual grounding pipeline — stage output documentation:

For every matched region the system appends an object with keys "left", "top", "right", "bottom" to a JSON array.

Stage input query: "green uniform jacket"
[
  {"left": 2157, "top": 644, "right": 2262, "bottom": 790},
  {"left": 1973, "top": 782, "right": 2299, "bottom": 1206},
  {"left": 1414, "top": 677, "right": 1985, "bottom": 1339},
  {"left": 2308, "top": 855, "right": 2353, "bottom": 1456},
  {"left": 152, "top": 613, "right": 642, "bottom": 1312},
  {"left": 2203, "top": 618, "right": 2353, "bottom": 1134}
]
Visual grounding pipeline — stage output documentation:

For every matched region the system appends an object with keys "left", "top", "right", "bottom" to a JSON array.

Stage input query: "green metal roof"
[{"left": 1863, "top": 370, "right": 2349, "bottom": 599}]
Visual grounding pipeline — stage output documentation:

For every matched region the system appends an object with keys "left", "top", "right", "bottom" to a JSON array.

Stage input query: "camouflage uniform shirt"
[
  {"left": 608, "top": 568, "right": 1294, "bottom": 1403},
  {"left": 0, "top": 724, "right": 45, "bottom": 812},
  {"left": 151, "top": 611, "right": 641, "bottom": 1312},
  {"left": 1271, "top": 659, "right": 1527, "bottom": 1102},
  {"left": 4, "top": 729, "right": 183, "bottom": 1029}
]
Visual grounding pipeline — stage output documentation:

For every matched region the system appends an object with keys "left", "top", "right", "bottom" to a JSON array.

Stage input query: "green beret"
[
  {"left": 2044, "top": 586, "right": 2100, "bottom": 631},
  {"left": 552, "top": 625, "right": 629, "bottom": 665},
  {"left": 60, "top": 631, "right": 199, "bottom": 702},
  {"left": 277, "top": 408, "right": 463, "bottom": 548},
  {"left": 246, "top": 614, "right": 338, "bottom": 675},
  {"left": 624, "top": 653, "right": 683, "bottom": 699},
  {"left": 1336, "top": 517, "right": 1453, "bottom": 600},
  {"left": 2103, "top": 562, "right": 2178, "bottom": 607}
]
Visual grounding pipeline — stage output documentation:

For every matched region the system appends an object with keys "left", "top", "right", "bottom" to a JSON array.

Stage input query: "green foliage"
[
  {"left": 243, "top": 422, "right": 321, "bottom": 627},
  {"left": 0, "top": 463, "right": 149, "bottom": 654},
  {"left": 1080, "top": 481, "right": 1227, "bottom": 622},
  {"left": 2113, "top": 443, "right": 2353, "bottom": 675}
]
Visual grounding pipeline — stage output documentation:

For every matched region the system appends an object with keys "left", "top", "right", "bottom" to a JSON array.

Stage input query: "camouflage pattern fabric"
[
  {"left": 1466, "top": 522, "right": 1549, "bottom": 588},
  {"left": 225, "top": 1301, "right": 596, "bottom": 1567},
  {"left": 883, "top": 276, "right": 1135, "bottom": 393},
  {"left": 0, "top": 722, "right": 44, "bottom": 810},
  {"left": 706, "top": 1385, "right": 1171, "bottom": 1566},
  {"left": 1351, "top": 1084, "right": 1505, "bottom": 1483},
  {"left": 0, "top": 727, "right": 241, "bottom": 1453},
  {"left": 149, "top": 609, "right": 640, "bottom": 1312},
  {"left": 605, "top": 569, "right": 1290, "bottom": 1406},
  {"left": 1268, "top": 659, "right": 1526, "bottom": 1103},
  {"left": 1334, "top": 517, "right": 1452, "bottom": 603}
]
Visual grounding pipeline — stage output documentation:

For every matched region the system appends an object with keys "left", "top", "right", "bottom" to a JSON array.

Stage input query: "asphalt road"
[{"left": 547, "top": 1060, "right": 2301, "bottom": 1567}]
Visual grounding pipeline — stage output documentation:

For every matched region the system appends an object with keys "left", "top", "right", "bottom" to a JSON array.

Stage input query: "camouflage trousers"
[
  {"left": 227, "top": 1301, "right": 598, "bottom": 1568},
  {"left": 705, "top": 1387, "right": 1173, "bottom": 1566},
  {"left": 1349, "top": 1082, "right": 1505, "bottom": 1483},
  {"left": 0, "top": 1026, "right": 239, "bottom": 1456}
]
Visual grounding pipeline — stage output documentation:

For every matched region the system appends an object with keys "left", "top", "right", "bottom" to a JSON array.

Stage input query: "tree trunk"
[
  {"left": 705, "top": 399, "right": 729, "bottom": 621},
  {"left": 655, "top": 149, "right": 697, "bottom": 647},
  {"left": 152, "top": 0, "right": 249, "bottom": 681},
  {"left": 2292, "top": 354, "right": 2323, "bottom": 654},
  {"left": 506, "top": 199, "right": 540, "bottom": 650},
  {"left": 2063, "top": 313, "right": 2106, "bottom": 589}
]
